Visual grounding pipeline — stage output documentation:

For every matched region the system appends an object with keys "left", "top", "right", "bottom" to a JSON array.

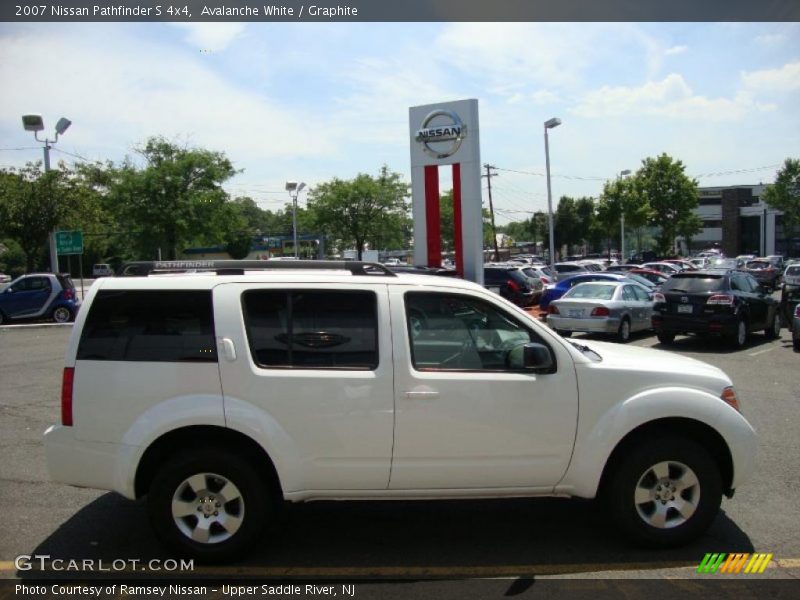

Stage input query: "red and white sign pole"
[{"left": 410, "top": 99, "right": 483, "bottom": 285}]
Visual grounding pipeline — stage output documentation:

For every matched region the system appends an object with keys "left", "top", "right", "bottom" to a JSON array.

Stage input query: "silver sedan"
[{"left": 546, "top": 281, "right": 654, "bottom": 343}]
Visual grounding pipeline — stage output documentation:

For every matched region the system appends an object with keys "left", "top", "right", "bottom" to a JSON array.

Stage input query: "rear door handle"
[
  {"left": 404, "top": 390, "right": 440, "bottom": 400},
  {"left": 220, "top": 338, "right": 237, "bottom": 362}
]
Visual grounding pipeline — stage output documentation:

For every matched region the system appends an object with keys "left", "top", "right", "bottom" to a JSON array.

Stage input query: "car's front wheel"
[
  {"left": 656, "top": 332, "right": 675, "bottom": 344},
  {"left": 147, "top": 449, "right": 271, "bottom": 562},
  {"left": 616, "top": 318, "right": 631, "bottom": 343},
  {"left": 604, "top": 436, "right": 722, "bottom": 546}
]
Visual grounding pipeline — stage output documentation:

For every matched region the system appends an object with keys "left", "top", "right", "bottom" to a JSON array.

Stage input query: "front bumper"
[{"left": 652, "top": 312, "right": 738, "bottom": 336}]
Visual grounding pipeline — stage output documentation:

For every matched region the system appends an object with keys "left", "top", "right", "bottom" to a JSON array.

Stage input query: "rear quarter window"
[{"left": 76, "top": 290, "right": 217, "bottom": 362}]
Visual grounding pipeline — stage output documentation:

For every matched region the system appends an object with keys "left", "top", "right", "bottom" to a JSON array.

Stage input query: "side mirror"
[{"left": 505, "top": 342, "right": 555, "bottom": 373}]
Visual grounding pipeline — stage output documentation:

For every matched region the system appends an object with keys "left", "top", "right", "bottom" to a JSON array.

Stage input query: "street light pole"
[
  {"left": 285, "top": 181, "right": 306, "bottom": 258},
  {"left": 22, "top": 114, "right": 71, "bottom": 273},
  {"left": 618, "top": 169, "right": 631, "bottom": 263},
  {"left": 544, "top": 117, "right": 561, "bottom": 268}
]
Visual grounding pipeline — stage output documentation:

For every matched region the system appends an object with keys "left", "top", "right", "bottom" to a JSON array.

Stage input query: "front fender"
[{"left": 557, "top": 386, "right": 755, "bottom": 498}]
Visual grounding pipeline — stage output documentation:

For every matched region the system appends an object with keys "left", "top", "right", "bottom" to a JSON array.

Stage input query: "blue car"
[
  {"left": 0, "top": 273, "right": 80, "bottom": 325},
  {"left": 539, "top": 273, "right": 634, "bottom": 310}
]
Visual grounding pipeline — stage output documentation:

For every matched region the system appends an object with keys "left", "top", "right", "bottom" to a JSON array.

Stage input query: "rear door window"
[
  {"left": 242, "top": 290, "right": 378, "bottom": 370},
  {"left": 77, "top": 290, "right": 216, "bottom": 362}
]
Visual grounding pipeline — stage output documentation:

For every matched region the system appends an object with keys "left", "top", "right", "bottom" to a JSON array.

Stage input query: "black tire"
[
  {"left": 657, "top": 332, "right": 675, "bottom": 344},
  {"left": 51, "top": 306, "right": 73, "bottom": 323},
  {"left": 616, "top": 318, "right": 631, "bottom": 343},
  {"left": 147, "top": 449, "right": 271, "bottom": 563},
  {"left": 603, "top": 436, "right": 722, "bottom": 547},
  {"left": 794, "top": 337, "right": 800, "bottom": 352},
  {"left": 764, "top": 312, "right": 781, "bottom": 340},
  {"left": 727, "top": 317, "right": 748, "bottom": 349},
  {"left": 556, "top": 330, "right": 572, "bottom": 338},
  {"left": 0, "top": 310, "right": 6, "bottom": 326}
]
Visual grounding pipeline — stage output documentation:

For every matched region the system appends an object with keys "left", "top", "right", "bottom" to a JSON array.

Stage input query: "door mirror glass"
[{"left": 507, "top": 342, "right": 554, "bottom": 373}]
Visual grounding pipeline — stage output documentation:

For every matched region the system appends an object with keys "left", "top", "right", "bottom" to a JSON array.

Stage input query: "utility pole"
[{"left": 483, "top": 164, "right": 500, "bottom": 261}]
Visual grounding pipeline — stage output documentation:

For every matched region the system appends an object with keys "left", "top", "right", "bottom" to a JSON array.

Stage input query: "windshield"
[{"left": 746, "top": 261, "right": 770, "bottom": 269}]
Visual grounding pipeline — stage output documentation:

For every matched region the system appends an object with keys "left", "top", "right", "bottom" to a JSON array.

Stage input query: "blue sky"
[{"left": 1, "top": 22, "right": 798, "bottom": 224}]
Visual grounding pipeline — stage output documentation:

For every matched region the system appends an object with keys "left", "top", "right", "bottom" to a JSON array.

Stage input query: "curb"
[{"left": 0, "top": 323, "right": 73, "bottom": 331}]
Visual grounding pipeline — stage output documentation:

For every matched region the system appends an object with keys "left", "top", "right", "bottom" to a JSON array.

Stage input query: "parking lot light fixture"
[
  {"left": 286, "top": 181, "right": 306, "bottom": 258},
  {"left": 21, "top": 114, "right": 72, "bottom": 273},
  {"left": 619, "top": 170, "right": 631, "bottom": 262},
  {"left": 544, "top": 117, "right": 561, "bottom": 268}
]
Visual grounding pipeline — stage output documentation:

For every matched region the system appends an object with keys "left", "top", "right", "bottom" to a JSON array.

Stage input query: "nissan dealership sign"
[{"left": 415, "top": 109, "right": 467, "bottom": 159}]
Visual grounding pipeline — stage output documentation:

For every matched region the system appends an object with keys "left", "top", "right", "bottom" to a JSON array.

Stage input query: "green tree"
[
  {"left": 634, "top": 154, "right": 699, "bottom": 256},
  {"left": 555, "top": 196, "right": 580, "bottom": 256},
  {"left": 762, "top": 158, "right": 800, "bottom": 242},
  {"left": 0, "top": 163, "right": 79, "bottom": 271},
  {"left": 308, "top": 166, "right": 409, "bottom": 260},
  {"left": 105, "top": 137, "right": 238, "bottom": 260}
]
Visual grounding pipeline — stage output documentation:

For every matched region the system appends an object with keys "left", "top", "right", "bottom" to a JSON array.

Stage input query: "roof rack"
[{"left": 117, "top": 260, "right": 397, "bottom": 277}]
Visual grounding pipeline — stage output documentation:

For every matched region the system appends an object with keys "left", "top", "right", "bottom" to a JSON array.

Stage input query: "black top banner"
[{"left": 3, "top": 0, "right": 800, "bottom": 22}]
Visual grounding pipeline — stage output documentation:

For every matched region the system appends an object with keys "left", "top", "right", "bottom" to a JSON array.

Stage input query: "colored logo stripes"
[{"left": 697, "top": 553, "right": 773, "bottom": 574}]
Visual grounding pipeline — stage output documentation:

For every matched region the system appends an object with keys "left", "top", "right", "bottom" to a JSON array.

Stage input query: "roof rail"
[{"left": 116, "top": 260, "right": 397, "bottom": 277}]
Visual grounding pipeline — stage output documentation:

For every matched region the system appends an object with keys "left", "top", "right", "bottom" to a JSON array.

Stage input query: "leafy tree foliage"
[
  {"left": 762, "top": 158, "right": 800, "bottom": 239},
  {"left": 308, "top": 166, "right": 409, "bottom": 260},
  {"left": 634, "top": 154, "right": 699, "bottom": 256}
]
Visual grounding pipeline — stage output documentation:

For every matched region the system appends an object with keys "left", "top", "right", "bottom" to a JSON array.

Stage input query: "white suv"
[{"left": 45, "top": 260, "right": 757, "bottom": 562}]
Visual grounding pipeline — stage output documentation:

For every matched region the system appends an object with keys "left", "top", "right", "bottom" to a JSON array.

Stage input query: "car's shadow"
[{"left": 19, "top": 493, "right": 753, "bottom": 579}]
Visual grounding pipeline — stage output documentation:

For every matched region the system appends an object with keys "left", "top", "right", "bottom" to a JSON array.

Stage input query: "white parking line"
[{"left": 748, "top": 347, "right": 777, "bottom": 357}]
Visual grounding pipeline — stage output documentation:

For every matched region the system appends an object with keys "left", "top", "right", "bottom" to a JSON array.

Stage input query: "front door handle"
[{"left": 404, "top": 390, "right": 440, "bottom": 400}]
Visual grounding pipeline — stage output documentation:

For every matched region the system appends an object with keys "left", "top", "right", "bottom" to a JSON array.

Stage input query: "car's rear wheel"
[
  {"left": 51, "top": 306, "right": 73, "bottom": 323},
  {"left": 556, "top": 330, "right": 572, "bottom": 338},
  {"left": 616, "top": 318, "right": 631, "bottom": 343},
  {"left": 148, "top": 449, "right": 270, "bottom": 562},
  {"left": 765, "top": 312, "right": 781, "bottom": 339},
  {"left": 657, "top": 332, "right": 675, "bottom": 344},
  {"left": 728, "top": 318, "right": 748, "bottom": 349},
  {"left": 0, "top": 310, "right": 6, "bottom": 325},
  {"left": 604, "top": 436, "right": 722, "bottom": 546}
]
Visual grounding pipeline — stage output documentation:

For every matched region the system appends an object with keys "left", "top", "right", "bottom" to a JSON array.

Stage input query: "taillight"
[
  {"left": 653, "top": 292, "right": 665, "bottom": 303},
  {"left": 540, "top": 276, "right": 552, "bottom": 285},
  {"left": 591, "top": 306, "right": 610, "bottom": 317},
  {"left": 794, "top": 305, "right": 800, "bottom": 318},
  {"left": 62, "top": 288, "right": 74, "bottom": 300},
  {"left": 507, "top": 279, "right": 520, "bottom": 292},
  {"left": 548, "top": 305, "right": 560, "bottom": 315},
  {"left": 707, "top": 294, "right": 735, "bottom": 305},
  {"left": 61, "top": 367, "right": 74, "bottom": 426}
]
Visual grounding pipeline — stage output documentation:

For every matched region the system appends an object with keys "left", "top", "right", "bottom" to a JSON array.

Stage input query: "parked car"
[
  {"left": 606, "top": 264, "right": 643, "bottom": 273},
  {"left": 539, "top": 272, "right": 635, "bottom": 310},
  {"left": 546, "top": 281, "right": 654, "bottom": 342},
  {"left": 783, "top": 263, "right": 800, "bottom": 288},
  {"left": 484, "top": 265, "right": 542, "bottom": 306},
  {"left": 662, "top": 259, "right": 697, "bottom": 271},
  {"left": 652, "top": 270, "right": 781, "bottom": 348},
  {"left": 629, "top": 268, "right": 670, "bottom": 288},
  {"left": 92, "top": 263, "right": 114, "bottom": 277},
  {"left": 0, "top": 273, "right": 11, "bottom": 284},
  {"left": 779, "top": 284, "right": 800, "bottom": 351},
  {"left": 523, "top": 265, "right": 557, "bottom": 286},
  {"left": 708, "top": 257, "right": 745, "bottom": 270},
  {"left": 688, "top": 257, "right": 710, "bottom": 269},
  {"left": 44, "top": 259, "right": 757, "bottom": 561},
  {"left": 552, "top": 262, "right": 590, "bottom": 280},
  {"left": 742, "top": 259, "right": 782, "bottom": 290},
  {"left": 0, "top": 273, "right": 80, "bottom": 325},
  {"left": 641, "top": 262, "right": 682, "bottom": 275}
]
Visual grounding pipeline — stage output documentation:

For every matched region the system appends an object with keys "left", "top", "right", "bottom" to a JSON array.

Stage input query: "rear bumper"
[
  {"left": 652, "top": 312, "right": 738, "bottom": 336},
  {"left": 546, "top": 315, "right": 620, "bottom": 334},
  {"left": 44, "top": 425, "right": 136, "bottom": 499}
]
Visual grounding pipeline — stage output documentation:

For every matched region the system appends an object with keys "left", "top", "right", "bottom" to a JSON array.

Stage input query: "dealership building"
[{"left": 687, "top": 184, "right": 795, "bottom": 257}]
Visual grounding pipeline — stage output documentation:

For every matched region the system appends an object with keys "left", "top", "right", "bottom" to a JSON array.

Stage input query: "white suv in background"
[{"left": 45, "top": 260, "right": 757, "bottom": 562}]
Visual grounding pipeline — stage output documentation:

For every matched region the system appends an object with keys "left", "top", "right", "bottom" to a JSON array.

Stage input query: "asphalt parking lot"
[{"left": 0, "top": 323, "right": 798, "bottom": 597}]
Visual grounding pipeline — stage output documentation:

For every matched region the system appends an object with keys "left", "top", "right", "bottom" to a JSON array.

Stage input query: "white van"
[
  {"left": 44, "top": 260, "right": 757, "bottom": 562},
  {"left": 91, "top": 263, "right": 114, "bottom": 277}
]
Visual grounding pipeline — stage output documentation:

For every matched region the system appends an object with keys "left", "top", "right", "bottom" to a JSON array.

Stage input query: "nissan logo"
[{"left": 415, "top": 109, "right": 467, "bottom": 159}]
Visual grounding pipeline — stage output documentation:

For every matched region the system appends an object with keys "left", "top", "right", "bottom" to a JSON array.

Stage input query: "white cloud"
[
  {"left": 665, "top": 45, "right": 688, "bottom": 56},
  {"left": 170, "top": 23, "right": 247, "bottom": 52},
  {"left": 531, "top": 90, "right": 559, "bottom": 105},
  {"left": 571, "top": 74, "right": 773, "bottom": 121},
  {"left": 0, "top": 26, "right": 338, "bottom": 165},
  {"left": 754, "top": 33, "right": 786, "bottom": 47},
  {"left": 741, "top": 61, "right": 800, "bottom": 92}
]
